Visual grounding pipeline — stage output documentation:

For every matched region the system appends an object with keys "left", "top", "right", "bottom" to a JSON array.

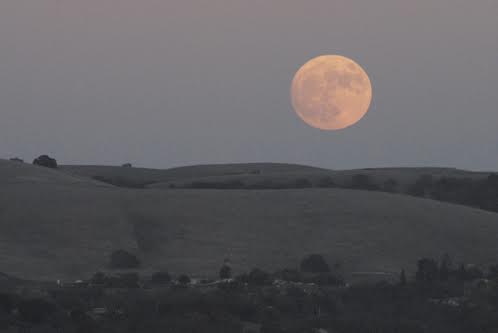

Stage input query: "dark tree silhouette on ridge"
[{"left": 33, "top": 155, "right": 58, "bottom": 169}]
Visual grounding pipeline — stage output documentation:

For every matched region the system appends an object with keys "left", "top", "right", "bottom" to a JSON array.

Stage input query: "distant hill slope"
[
  {"left": 61, "top": 163, "right": 326, "bottom": 183},
  {"left": 1, "top": 161, "right": 498, "bottom": 280},
  {"left": 62, "top": 163, "right": 490, "bottom": 190},
  {"left": 61, "top": 163, "right": 327, "bottom": 187}
]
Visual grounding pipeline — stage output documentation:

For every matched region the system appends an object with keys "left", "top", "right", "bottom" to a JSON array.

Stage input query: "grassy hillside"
[
  {"left": 0, "top": 159, "right": 111, "bottom": 187},
  {"left": 61, "top": 163, "right": 328, "bottom": 188},
  {"left": 62, "top": 163, "right": 490, "bottom": 190},
  {"left": 1, "top": 160, "right": 498, "bottom": 281}
]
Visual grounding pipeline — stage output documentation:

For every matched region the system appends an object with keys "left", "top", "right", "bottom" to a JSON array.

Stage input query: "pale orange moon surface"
[{"left": 291, "top": 55, "right": 372, "bottom": 130}]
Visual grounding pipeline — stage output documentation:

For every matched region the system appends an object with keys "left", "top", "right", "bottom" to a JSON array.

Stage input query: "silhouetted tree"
[
  {"left": 178, "top": 274, "right": 191, "bottom": 286},
  {"left": 489, "top": 265, "right": 498, "bottom": 280},
  {"left": 33, "top": 155, "right": 58, "bottom": 169},
  {"left": 219, "top": 264, "right": 232, "bottom": 280},
  {"left": 245, "top": 268, "right": 271, "bottom": 285},
  {"left": 90, "top": 271, "right": 107, "bottom": 285},
  {"left": 109, "top": 250, "right": 140, "bottom": 269},
  {"left": 416, "top": 258, "right": 439, "bottom": 283},
  {"left": 457, "top": 264, "right": 484, "bottom": 281},
  {"left": 300, "top": 254, "right": 330, "bottom": 273}
]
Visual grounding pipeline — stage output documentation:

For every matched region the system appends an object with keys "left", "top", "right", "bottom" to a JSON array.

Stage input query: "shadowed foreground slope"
[{"left": 0, "top": 160, "right": 497, "bottom": 280}]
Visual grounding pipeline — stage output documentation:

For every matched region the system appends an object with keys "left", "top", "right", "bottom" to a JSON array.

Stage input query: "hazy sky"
[{"left": 1, "top": 0, "right": 497, "bottom": 170}]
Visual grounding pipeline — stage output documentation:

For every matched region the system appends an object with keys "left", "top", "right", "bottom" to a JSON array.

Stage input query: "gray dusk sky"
[{"left": 0, "top": 0, "right": 497, "bottom": 170}]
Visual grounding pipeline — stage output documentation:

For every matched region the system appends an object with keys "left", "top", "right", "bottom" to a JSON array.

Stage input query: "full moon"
[{"left": 291, "top": 55, "right": 372, "bottom": 130}]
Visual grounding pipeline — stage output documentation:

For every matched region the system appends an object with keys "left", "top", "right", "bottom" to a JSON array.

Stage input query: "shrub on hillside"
[
  {"left": 178, "top": 275, "right": 191, "bottom": 286},
  {"left": 416, "top": 258, "right": 439, "bottom": 283},
  {"left": 90, "top": 271, "right": 107, "bottom": 286},
  {"left": 246, "top": 268, "right": 271, "bottom": 285},
  {"left": 33, "top": 155, "right": 58, "bottom": 169},
  {"left": 300, "top": 254, "right": 330, "bottom": 273},
  {"left": 109, "top": 250, "right": 140, "bottom": 269}
]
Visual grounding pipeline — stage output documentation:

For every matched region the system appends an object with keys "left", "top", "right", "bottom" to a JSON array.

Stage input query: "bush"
[
  {"left": 90, "top": 271, "right": 107, "bottom": 285},
  {"left": 458, "top": 264, "right": 484, "bottom": 281},
  {"left": 33, "top": 155, "right": 58, "bottom": 169},
  {"left": 300, "top": 254, "right": 330, "bottom": 273},
  {"left": 109, "top": 250, "right": 140, "bottom": 269},
  {"left": 178, "top": 275, "right": 191, "bottom": 286},
  {"left": 416, "top": 258, "right": 439, "bottom": 283},
  {"left": 246, "top": 268, "right": 271, "bottom": 285}
]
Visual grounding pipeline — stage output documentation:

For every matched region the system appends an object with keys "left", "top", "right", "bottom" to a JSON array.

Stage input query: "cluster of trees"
[
  {"left": 179, "top": 174, "right": 396, "bottom": 192},
  {"left": 33, "top": 155, "right": 58, "bottom": 169},
  {"left": 407, "top": 174, "right": 498, "bottom": 212},
  {"left": 3, "top": 254, "right": 498, "bottom": 333},
  {"left": 182, "top": 178, "right": 317, "bottom": 190},
  {"left": 9, "top": 154, "right": 59, "bottom": 168},
  {"left": 109, "top": 250, "right": 140, "bottom": 269},
  {"left": 414, "top": 255, "right": 485, "bottom": 284}
]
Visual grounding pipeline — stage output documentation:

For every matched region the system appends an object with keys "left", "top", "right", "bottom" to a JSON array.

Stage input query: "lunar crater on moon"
[{"left": 291, "top": 55, "right": 372, "bottom": 130}]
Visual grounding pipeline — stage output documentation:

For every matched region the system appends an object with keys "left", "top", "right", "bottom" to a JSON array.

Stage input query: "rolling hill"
[
  {"left": 61, "top": 163, "right": 490, "bottom": 190},
  {"left": 0, "top": 159, "right": 497, "bottom": 281}
]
